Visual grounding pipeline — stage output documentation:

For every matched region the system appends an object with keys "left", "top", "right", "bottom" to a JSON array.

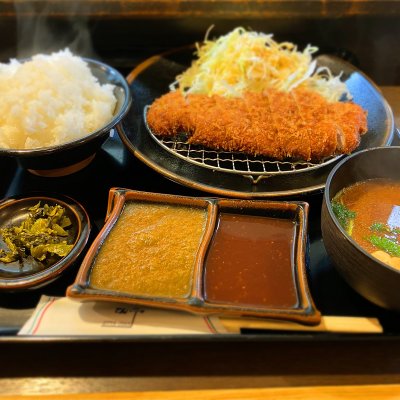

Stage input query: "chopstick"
[{"left": 219, "top": 316, "right": 383, "bottom": 334}]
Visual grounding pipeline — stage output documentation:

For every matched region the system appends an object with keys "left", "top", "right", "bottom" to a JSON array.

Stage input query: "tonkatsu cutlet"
[{"left": 146, "top": 88, "right": 367, "bottom": 161}]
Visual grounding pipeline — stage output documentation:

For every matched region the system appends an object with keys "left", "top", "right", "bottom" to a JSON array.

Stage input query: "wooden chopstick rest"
[{"left": 219, "top": 315, "right": 383, "bottom": 334}]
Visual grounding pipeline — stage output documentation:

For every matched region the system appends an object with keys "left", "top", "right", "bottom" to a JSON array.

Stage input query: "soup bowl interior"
[
  {"left": 321, "top": 146, "right": 400, "bottom": 310},
  {"left": 0, "top": 58, "right": 131, "bottom": 177}
]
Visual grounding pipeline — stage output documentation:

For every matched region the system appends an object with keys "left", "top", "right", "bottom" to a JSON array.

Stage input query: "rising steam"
[{"left": 14, "top": 0, "right": 96, "bottom": 58}]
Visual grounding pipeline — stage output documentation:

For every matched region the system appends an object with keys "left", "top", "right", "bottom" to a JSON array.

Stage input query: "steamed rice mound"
[{"left": 0, "top": 49, "right": 117, "bottom": 149}]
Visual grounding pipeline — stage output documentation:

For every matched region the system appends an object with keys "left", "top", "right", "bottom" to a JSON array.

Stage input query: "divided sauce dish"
[{"left": 68, "top": 189, "right": 320, "bottom": 325}]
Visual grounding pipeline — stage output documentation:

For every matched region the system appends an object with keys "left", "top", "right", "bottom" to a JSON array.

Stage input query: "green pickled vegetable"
[{"left": 0, "top": 202, "right": 74, "bottom": 266}]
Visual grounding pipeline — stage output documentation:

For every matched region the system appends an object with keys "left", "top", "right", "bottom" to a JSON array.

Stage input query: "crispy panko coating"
[{"left": 146, "top": 88, "right": 367, "bottom": 161}]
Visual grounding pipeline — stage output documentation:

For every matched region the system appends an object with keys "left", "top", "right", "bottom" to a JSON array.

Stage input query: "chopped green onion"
[
  {"left": 369, "top": 235, "right": 400, "bottom": 257},
  {"left": 331, "top": 201, "right": 356, "bottom": 234}
]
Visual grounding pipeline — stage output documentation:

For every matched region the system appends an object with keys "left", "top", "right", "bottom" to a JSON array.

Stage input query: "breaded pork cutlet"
[
  {"left": 267, "top": 89, "right": 311, "bottom": 160},
  {"left": 291, "top": 88, "right": 339, "bottom": 160},
  {"left": 146, "top": 88, "right": 367, "bottom": 161}
]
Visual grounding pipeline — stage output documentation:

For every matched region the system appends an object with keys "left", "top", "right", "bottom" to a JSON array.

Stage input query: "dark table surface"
[{"left": 1, "top": 93, "right": 400, "bottom": 395}]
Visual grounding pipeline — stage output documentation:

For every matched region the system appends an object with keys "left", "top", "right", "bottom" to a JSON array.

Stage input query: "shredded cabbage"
[{"left": 173, "top": 27, "right": 350, "bottom": 102}]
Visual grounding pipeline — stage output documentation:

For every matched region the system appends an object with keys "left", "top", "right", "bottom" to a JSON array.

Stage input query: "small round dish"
[
  {"left": 0, "top": 58, "right": 131, "bottom": 177},
  {"left": 321, "top": 146, "right": 400, "bottom": 310},
  {"left": 0, "top": 194, "right": 90, "bottom": 290}
]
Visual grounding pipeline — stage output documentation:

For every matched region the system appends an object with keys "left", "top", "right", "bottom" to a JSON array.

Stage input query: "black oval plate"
[{"left": 118, "top": 48, "right": 394, "bottom": 198}]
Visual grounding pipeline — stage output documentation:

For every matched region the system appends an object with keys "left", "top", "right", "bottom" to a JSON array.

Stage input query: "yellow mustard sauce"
[{"left": 90, "top": 202, "right": 207, "bottom": 298}]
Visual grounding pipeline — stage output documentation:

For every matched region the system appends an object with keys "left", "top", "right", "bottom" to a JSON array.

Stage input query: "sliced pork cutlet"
[
  {"left": 329, "top": 101, "right": 368, "bottom": 153},
  {"left": 147, "top": 89, "right": 368, "bottom": 162},
  {"left": 292, "top": 88, "right": 341, "bottom": 160},
  {"left": 177, "top": 94, "right": 218, "bottom": 140},
  {"left": 188, "top": 93, "right": 283, "bottom": 159},
  {"left": 187, "top": 95, "right": 250, "bottom": 153},
  {"left": 146, "top": 91, "right": 188, "bottom": 136},
  {"left": 267, "top": 89, "right": 311, "bottom": 160},
  {"left": 243, "top": 92, "right": 285, "bottom": 159}
]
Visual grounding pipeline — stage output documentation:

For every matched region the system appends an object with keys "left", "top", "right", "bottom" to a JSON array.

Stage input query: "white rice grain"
[{"left": 0, "top": 49, "right": 117, "bottom": 149}]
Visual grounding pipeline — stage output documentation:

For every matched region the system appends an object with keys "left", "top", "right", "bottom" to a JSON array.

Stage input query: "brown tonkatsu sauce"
[{"left": 204, "top": 213, "right": 298, "bottom": 308}]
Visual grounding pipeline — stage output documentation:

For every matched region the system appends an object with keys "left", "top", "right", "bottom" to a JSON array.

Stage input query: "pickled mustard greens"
[{"left": 0, "top": 202, "right": 74, "bottom": 267}]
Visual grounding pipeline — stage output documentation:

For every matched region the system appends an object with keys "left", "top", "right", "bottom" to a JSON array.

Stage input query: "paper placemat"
[
  {"left": 18, "top": 296, "right": 228, "bottom": 336},
  {"left": 18, "top": 295, "right": 383, "bottom": 336}
]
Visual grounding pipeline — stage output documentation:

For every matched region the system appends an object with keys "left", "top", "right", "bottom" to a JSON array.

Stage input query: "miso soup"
[{"left": 332, "top": 178, "right": 400, "bottom": 270}]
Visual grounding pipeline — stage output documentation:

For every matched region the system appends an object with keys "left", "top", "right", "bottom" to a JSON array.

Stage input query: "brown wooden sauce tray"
[{"left": 68, "top": 188, "right": 321, "bottom": 325}]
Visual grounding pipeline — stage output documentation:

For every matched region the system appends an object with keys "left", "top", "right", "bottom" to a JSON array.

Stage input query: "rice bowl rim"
[{"left": 0, "top": 57, "right": 132, "bottom": 157}]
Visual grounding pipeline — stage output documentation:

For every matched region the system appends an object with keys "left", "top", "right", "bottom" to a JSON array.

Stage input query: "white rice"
[{"left": 0, "top": 49, "right": 117, "bottom": 149}]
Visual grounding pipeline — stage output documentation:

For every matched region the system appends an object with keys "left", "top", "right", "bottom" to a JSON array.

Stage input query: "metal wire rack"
[{"left": 144, "top": 106, "right": 342, "bottom": 184}]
